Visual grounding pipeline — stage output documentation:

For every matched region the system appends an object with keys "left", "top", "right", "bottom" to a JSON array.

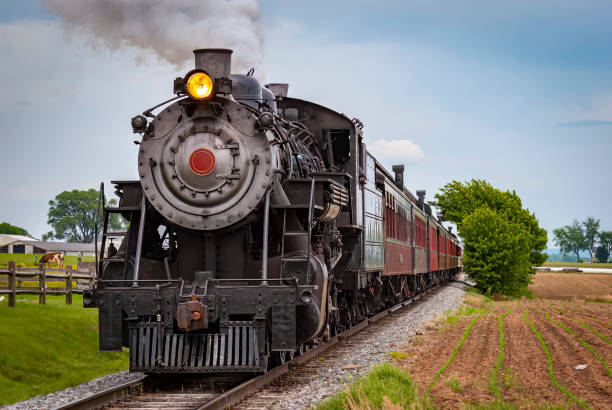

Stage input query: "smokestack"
[
  {"left": 194, "top": 48, "right": 232, "bottom": 79},
  {"left": 266, "top": 83, "right": 289, "bottom": 97},
  {"left": 392, "top": 165, "right": 404, "bottom": 189},
  {"left": 416, "top": 190, "right": 426, "bottom": 210}
]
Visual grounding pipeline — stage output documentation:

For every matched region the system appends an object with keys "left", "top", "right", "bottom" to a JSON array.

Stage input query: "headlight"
[{"left": 186, "top": 71, "right": 213, "bottom": 100}]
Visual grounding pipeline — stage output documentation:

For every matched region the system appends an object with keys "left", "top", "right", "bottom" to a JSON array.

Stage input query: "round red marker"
[{"left": 189, "top": 148, "right": 216, "bottom": 176}]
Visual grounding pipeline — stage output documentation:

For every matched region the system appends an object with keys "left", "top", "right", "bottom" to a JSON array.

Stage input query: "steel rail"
[
  {"left": 56, "top": 375, "right": 149, "bottom": 410},
  {"left": 55, "top": 279, "right": 451, "bottom": 410}
]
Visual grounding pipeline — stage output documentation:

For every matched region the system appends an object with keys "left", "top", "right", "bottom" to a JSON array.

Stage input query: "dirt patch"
[
  {"left": 400, "top": 300, "right": 612, "bottom": 408},
  {"left": 524, "top": 302, "right": 612, "bottom": 408},
  {"left": 529, "top": 272, "right": 612, "bottom": 300},
  {"left": 427, "top": 313, "right": 499, "bottom": 408}
]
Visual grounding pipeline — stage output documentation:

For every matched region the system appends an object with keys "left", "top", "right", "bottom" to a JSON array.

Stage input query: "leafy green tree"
[
  {"left": 461, "top": 207, "right": 532, "bottom": 295},
  {"left": 599, "top": 231, "right": 612, "bottom": 259},
  {"left": 432, "top": 179, "right": 547, "bottom": 295},
  {"left": 582, "top": 217, "right": 600, "bottom": 260},
  {"left": 552, "top": 220, "right": 586, "bottom": 262},
  {"left": 595, "top": 246, "right": 609, "bottom": 263},
  {"left": 433, "top": 179, "right": 548, "bottom": 266},
  {"left": 41, "top": 231, "right": 54, "bottom": 241},
  {"left": 47, "top": 189, "right": 123, "bottom": 243},
  {"left": 0, "top": 222, "right": 29, "bottom": 236}
]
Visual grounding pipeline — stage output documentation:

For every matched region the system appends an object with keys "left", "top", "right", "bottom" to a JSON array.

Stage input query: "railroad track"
[{"left": 59, "top": 283, "right": 444, "bottom": 410}]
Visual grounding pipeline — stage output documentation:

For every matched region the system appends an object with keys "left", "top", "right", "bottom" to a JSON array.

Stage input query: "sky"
[{"left": 0, "top": 0, "right": 610, "bottom": 245}]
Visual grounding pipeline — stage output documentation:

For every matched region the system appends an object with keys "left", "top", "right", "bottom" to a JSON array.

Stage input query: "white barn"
[{"left": 0, "top": 234, "right": 118, "bottom": 257}]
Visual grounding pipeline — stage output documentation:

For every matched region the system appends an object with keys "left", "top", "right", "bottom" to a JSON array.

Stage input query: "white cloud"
[{"left": 367, "top": 139, "right": 425, "bottom": 163}]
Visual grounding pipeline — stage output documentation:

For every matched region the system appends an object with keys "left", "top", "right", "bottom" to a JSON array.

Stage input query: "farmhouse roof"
[
  {"left": 27, "top": 241, "right": 95, "bottom": 253},
  {"left": 0, "top": 234, "right": 38, "bottom": 247}
]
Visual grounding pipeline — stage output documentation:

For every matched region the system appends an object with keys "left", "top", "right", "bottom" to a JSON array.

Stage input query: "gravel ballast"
[
  {"left": 4, "top": 371, "right": 144, "bottom": 410},
  {"left": 238, "top": 280, "right": 468, "bottom": 409},
  {"left": 5, "top": 280, "right": 467, "bottom": 410}
]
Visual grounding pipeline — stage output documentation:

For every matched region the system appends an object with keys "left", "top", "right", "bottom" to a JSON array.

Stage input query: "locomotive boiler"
[{"left": 85, "top": 48, "right": 461, "bottom": 374}]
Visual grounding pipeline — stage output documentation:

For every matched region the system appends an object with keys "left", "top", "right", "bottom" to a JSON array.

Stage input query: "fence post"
[
  {"left": 88, "top": 268, "right": 94, "bottom": 288},
  {"left": 8, "top": 261, "right": 16, "bottom": 308},
  {"left": 77, "top": 256, "right": 82, "bottom": 270},
  {"left": 66, "top": 265, "right": 73, "bottom": 305},
  {"left": 39, "top": 263, "right": 46, "bottom": 305}
]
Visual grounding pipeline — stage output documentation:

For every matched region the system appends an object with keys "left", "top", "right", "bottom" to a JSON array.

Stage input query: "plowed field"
[
  {"left": 400, "top": 298, "right": 612, "bottom": 408},
  {"left": 529, "top": 272, "right": 612, "bottom": 300}
]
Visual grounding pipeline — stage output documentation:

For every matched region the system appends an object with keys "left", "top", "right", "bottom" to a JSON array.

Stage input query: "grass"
[
  {"left": 0, "top": 294, "right": 128, "bottom": 405},
  {"left": 521, "top": 308, "right": 590, "bottom": 409},
  {"left": 315, "top": 363, "right": 433, "bottom": 410},
  {"left": 489, "top": 308, "right": 511, "bottom": 398},
  {"left": 577, "top": 321, "right": 611, "bottom": 345},
  {"left": 542, "top": 261, "right": 612, "bottom": 269},
  {"left": 440, "top": 291, "right": 492, "bottom": 331},
  {"left": 584, "top": 296, "right": 612, "bottom": 304},
  {"left": 0, "top": 253, "right": 95, "bottom": 269},
  {"left": 446, "top": 377, "right": 461, "bottom": 393}
]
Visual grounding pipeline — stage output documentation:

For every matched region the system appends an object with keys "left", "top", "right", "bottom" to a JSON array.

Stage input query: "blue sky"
[{"left": 0, "top": 0, "right": 610, "bottom": 244}]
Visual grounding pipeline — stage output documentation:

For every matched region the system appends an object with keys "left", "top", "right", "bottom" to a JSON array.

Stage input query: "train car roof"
[{"left": 368, "top": 150, "right": 460, "bottom": 239}]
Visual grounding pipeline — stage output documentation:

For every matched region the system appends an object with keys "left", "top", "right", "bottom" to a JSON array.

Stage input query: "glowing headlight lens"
[{"left": 186, "top": 72, "right": 213, "bottom": 99}]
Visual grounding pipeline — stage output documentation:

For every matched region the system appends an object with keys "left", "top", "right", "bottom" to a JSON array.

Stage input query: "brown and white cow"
[{"left": 39, "top": 252, "right": 64, "bottom": 269}]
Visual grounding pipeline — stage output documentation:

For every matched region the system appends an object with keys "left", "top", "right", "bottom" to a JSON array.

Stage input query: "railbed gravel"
[
  {"left": 5, "top": 278, "right": 468, "bottom": 410},
  {"left": 4, "top": 370, "right": 145, "bottom": 410},
  {"left": 238, "top": 278, "right": 468, "bottom": 409}
]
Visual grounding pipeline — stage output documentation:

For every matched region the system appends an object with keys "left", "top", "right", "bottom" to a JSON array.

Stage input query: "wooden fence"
[{"left": 0, "top": 261, "right": 96, "bottom": 307}]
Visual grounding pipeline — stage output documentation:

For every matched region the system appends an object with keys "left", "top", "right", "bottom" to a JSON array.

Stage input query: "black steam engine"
[{"left": 85, "top": 49, "right": 461, "bottom": 374}]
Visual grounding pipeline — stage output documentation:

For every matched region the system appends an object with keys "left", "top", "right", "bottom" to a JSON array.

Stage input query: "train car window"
[{"left": 284, "top": 108, "right": 299, "bottom": 121}]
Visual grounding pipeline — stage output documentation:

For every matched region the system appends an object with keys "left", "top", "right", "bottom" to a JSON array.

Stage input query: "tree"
[
  {"left": 432, "top": 179, "right": 547, "bottom": 295},
  {"left": 599, "top": 231, "right": 612, "bottom": 259},
  {"left": 553, "top": 220, "right": 587, "bottom": 262},
  {"left": 595, "top": 246, "right": 610, "bottom": 263},
  {"left": 461, "top": 207, "right": 532, "bottom": 295},
  {"left": 47, "top": 189, "right": 123, "bottom": 243},
  {"left": 582, "top": 217, "right": 600, "bottom": 260},
  {"left": 433, "top": 179, "right": 548, "bottom": 266},
  {"left": 0, "top": 222, "right": 29, "bottom": 236}
]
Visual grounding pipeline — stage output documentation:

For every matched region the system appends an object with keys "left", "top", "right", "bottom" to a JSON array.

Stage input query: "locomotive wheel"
[{"left": 271, "top": 351, "right": 287, "bottom": 365}]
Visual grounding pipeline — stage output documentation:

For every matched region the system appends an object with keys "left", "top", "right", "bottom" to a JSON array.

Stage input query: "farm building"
[{"left": 0, "top": 234, "right": 113, "bottom": 257}]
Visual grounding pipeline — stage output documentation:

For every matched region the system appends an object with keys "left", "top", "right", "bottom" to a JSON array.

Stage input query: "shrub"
[{"left": 461, "top": 208, "right": 533, "bottom": 295}]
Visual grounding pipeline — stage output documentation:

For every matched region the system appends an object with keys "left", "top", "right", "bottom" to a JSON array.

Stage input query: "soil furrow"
[
  {"left": 535, "top": 301, "right": 612, "bottom": 365},
  {"left": 528, "top": 306, "right": 612, "bottom": 408},
  {"left": 501, "top": 303, "right": 567, "bottom": 407},
  {"left": 427, "top": 313, "right": 499, "bottom": 408},
  {"left": 401, "top": 316, "right": 473, "bottom": 397}
]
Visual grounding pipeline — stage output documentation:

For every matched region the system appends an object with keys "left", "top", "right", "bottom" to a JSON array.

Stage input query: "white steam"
[{"left": 43, "top": 0, "right": 265, "bottom": 78}]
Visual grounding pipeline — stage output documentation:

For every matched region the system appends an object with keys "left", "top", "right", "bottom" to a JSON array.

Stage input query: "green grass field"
[
  {"left": 542, "top": 261, "right": 612, "bottom": 269},
  {"left": 0, "top": 253, "right": 95, "bottom": 269},
  {"left": 0, "top": 294, "right": 128, "bottom": 405}
]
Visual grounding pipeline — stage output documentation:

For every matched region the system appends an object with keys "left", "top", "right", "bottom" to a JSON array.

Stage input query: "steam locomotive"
[{"left": 84, "top": 49, "right": 462, "bottom": 373}]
